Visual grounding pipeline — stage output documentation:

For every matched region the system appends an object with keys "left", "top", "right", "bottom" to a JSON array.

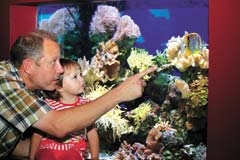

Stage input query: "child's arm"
[
  {"left": 87, "top": 125, "right": 99, "bottom": 160},
  {"left": 29, "top": 132, "right": 43, "bottom": 160}
]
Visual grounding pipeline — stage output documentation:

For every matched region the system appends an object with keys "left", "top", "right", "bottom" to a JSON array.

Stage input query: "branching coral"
[
  {"left": 154, "top": 120, "right": 172, "bottom": 132},
  {"left": 83, "top": 83, "right": 110, "bottom": 100},
  {"left": 153, "top": 50, "right": 170, "bottom": 67}
]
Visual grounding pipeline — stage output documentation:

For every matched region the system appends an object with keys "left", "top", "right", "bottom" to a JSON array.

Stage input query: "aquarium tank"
[{"left": 37, "top": 0, "right": 208, "bottom": 159}]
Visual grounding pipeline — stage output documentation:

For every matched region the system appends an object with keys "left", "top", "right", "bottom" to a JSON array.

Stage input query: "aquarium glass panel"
[{"left": 37, "top": 1, "right": 208, "bottom": 159}]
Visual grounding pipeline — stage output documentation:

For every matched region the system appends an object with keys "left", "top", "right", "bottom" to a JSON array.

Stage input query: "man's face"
[{"left": 31, "top": 39, "right": 64, "bottom": 91}]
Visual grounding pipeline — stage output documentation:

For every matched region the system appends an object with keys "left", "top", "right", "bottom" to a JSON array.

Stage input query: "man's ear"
[{"left": 22, "top": 58, "right": 35, "bottom": 74}]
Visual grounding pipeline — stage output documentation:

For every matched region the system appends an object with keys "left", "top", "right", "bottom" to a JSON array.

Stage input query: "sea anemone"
[
  {"left": 128, "top": 102, "right": 152, "bottom": 127},
  {"left": 84, "top": 84, "right": 131, "bottom": 141},
  {"left": 127, "top": 48, "right": 155, "bottom": 80}
]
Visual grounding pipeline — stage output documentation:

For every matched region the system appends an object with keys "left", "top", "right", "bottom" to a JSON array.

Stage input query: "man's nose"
[{"left": 57, "top": 64, "right": 64, "bottom": 74}]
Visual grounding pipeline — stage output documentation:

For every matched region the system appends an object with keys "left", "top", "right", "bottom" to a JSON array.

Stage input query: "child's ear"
[{"left": 56, "top": 86, "right": 64, "bottom": 92}]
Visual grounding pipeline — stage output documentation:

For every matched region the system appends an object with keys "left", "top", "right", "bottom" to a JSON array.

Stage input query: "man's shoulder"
[
  {"left": 0, "top": 60, "right": 22, "bottom": 86},
  {"left": 0, "top": 60, "right": 17, "bottom": 75}
]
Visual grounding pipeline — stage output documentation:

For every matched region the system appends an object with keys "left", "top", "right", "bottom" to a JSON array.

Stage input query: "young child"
[{"left": 30, "top": 58, "right": 99, "bottom": 160}]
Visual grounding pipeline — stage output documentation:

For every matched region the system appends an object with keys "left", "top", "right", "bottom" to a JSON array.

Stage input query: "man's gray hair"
[{"left": 10, "top": 29, "right": 58, "bottom": 68}]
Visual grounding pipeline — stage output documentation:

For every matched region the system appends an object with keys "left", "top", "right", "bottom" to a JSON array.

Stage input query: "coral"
[
  {"left": 113, "top": 141, "right": 162, "bottom": 160},
  {"left": 89, "top": 5, "right": 120, "bottom": 34},
  {"left": 182, "top": 143, "right": 207, "bottom": 160},
  {"left": 81, "top": 5, "right": 208, "bottom": 159},
  {"left": 127, "top": 48, "right": 155, "bottom": 80},
  {"left": 89, "top": 4, "right": 140, "bottom": 58},
  {"left": 112, "top": 15, "right": 141, "bottom": 42},
  {"left": 92, "top": 40, "right": 120, "bottom": 81},
  {"left": 84, "top": 84, "right": 131, "bottom": 142},
  {"left": 39, "top": 7, "right": 80, "bottom": 36},
  {"left": 83, "top": 83, "right": 110, "bottom": 100},
  {"left": 174, "top": 79, "right": 190, "bottom": 98},
  {"left": 187, "top": 76, "right": 208, "bottom": 108},
  {"left": 78, "top": 56, "right": 105, "bottom": 86},
  {"left": 42, "top": 4, "right": 209, "bottom": 159},
  {"left": 145, "top": 73, "right": 175, "bottom": 105},
  {"left": 165, "top": 32, "right": 209, "bottom": 72},
  {"left": 127, "top": 48, "right": 154, "bottom": 71},
  {"left": 96, "top": 106, "right": 131, "bottom": 141},
  {"left": 78, "top": 40, "right": 120, "bottom": 84},
  {"left": 153, "top": 50, "right": 169, "bottom": 67},
  {"left": 183, "top": 76, "right": 208, "bottom": 132},
  {"left": 127, "top": 102, "right": 152, "bottom": 131}
]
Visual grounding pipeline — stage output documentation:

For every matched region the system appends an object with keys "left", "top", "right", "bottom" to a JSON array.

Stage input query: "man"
[{"left": 0, "top": 30, "right": 156, "bottom": 159}]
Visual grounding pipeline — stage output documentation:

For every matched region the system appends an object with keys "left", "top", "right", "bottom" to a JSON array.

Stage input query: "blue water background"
[{"left": 37, "top": 0, "right": 208, "bottom": 55}]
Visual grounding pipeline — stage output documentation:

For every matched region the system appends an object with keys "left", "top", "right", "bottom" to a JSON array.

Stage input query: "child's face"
[{"left": 61, "top": 67, "right": 85, "bottom": 95}]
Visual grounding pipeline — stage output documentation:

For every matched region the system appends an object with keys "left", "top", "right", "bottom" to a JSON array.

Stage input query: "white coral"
[
  {"left": 39, "top": 7, "right": 79, "bottom": 36},
  {"left": 89, "top": 5, "right": 120, "bottom": 34},
  {"left": 112, "top": 15, "right": 141, "bottom": 41}
]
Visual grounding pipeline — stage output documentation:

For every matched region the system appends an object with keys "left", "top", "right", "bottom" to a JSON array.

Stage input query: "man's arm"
[{"left": 33, "top": 66, "right": 157, "bottom": 138}]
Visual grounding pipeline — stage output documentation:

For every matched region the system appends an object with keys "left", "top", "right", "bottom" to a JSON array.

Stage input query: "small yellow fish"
[{"left": 183, "top": 33, "right": 201, "bottom": 56}]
